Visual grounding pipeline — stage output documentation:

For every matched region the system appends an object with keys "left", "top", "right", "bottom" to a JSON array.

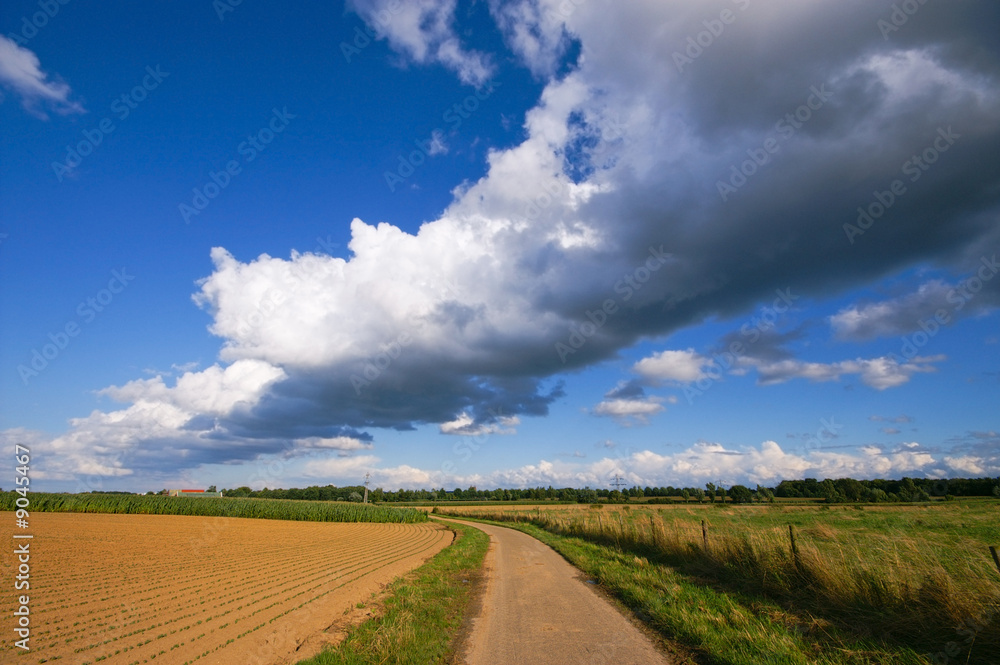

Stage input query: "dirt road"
[{"left": 444, "top": 518, "right": 671, "bottom": 665}]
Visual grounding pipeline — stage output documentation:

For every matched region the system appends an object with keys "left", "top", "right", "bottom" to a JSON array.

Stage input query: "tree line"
[{"left": 208, "top": 476, "right": 1000, "bottom": 505}]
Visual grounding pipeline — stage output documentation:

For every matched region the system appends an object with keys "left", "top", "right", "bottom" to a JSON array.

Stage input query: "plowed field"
[{"left": 0, "top": 512, "right": 452, "bottom": 665}]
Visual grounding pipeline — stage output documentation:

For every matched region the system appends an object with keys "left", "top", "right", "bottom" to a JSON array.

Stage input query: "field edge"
[{"left": 293, "top": 519, "right": 489, "bottom": 665}]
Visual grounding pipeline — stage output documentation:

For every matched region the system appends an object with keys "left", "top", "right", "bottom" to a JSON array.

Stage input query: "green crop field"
[{"left": 2, "top": 491, "right": 428, "bottom": 523}]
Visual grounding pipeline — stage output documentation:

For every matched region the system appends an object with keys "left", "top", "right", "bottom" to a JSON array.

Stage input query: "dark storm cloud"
[
  {"left": 220, "top": 0, "right": 1000, "bottom": 436},
  {"left": 38, "top": 1, "right": 1000, "bottom": 477}
]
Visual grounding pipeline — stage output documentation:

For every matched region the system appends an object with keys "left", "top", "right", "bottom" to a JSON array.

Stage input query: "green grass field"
[
  {"left": 437, "top": 501, "right": 1000, "bottom": 664},
  {"left": 2, "top": 491, "right": 428, "bottom": 523}
]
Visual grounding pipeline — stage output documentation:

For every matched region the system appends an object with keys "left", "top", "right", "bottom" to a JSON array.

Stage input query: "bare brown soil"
[{"left": 0, "top": 512, "right": 451, "bottom": 665}]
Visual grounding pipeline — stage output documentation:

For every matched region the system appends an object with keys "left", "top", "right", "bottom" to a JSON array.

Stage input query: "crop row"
[
  {"left": 0, "top": 491, "right": 427, "bottom": 522},
  {"left": 0, "top": 513, "right": 450, "bottom": 664},
  {"left": 40, "top": 526, "right": 429, "bottom": 653},
  {"left": 30, "top": 521, "right": 414, "bottom": 603}
]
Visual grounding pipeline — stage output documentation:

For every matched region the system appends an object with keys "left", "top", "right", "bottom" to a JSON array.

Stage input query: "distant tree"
[
  {"left": 869, "top": 488, "right": 889, "bottom": 502},
  {"left": 680, "top": 489, "right": 690, "bottom": 503},
  {"left": 728, "top": 485, "right": 753, "bottom": 504},
  {"left": 608, "top": 490, "right": 625, "bottom": 504},
  {"left": 775, "top": 480, "right": 800, "bottom": 498},
  {"left": 348, "top": 491, "right": 363, "bottom": 502},
  {"left": 755, "top": 485, "right": 774, "bottom": 503},
  {"left": 820, "top": 479, "right": 842, "bottom": 503},
  {"left": 899, "top": 477, "right": 918, "bottom": 501},
  {"left": 705, "top": 482, "right": 716, "bottom": 503},
  {"left": 693, "top": 488, "right": 706, "bottom": 503},
  {"left": 834, "top": 478, "right": 864, "bottom": 502},
  {"left": 207, "top": 485, "right": 217, "bottom": 493}
]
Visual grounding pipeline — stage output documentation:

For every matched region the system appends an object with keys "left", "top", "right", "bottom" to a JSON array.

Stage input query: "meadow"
[{"left": 438, "top": 501, "right": 1000, "bottom": 664}]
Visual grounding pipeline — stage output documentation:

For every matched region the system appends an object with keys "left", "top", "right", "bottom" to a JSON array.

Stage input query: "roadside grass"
[
  {"left": 439, "top": 504, "right": 1000, "bottom": 665},
  {"left": 294, "top": 520, "right": 489, "bottom": 665}
]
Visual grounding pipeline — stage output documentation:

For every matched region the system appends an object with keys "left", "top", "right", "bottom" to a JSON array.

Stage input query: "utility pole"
[
  {"left": 610, "top": 474, "right": 626, "bottom": 491},
  {"left": 363, "top": 472, "right": 370, "bottom": 504}
]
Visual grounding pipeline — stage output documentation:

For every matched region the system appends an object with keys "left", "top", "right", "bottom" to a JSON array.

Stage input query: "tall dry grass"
[{"left": 441, "top": 505, "right": 1000, "bottom": 655}]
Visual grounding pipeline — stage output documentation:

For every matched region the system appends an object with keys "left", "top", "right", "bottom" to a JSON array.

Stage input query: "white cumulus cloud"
[
  {"left": 15, "top": 0, "right": 1000, "bottom": 484},
  {"left": 0, "top": 36, "right": 83, "bottom": 117},
  {"left": 347, "top": 0, "right": 495, "bottom": 85}
]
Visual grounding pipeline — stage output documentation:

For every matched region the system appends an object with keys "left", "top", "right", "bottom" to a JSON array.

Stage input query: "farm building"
[{"left": 167, "top": 489, "right": 223, "bottom": 498}]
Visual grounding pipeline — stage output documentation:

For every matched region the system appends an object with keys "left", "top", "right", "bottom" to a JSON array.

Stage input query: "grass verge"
[
  {"left": 294, "top": 520, "right": 489, "bottom": 665},
  {"left": 445, "top": 516, "right": 949, "bottom": 665}
]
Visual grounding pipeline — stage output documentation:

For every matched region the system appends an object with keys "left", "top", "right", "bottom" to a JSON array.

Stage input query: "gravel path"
[{"left": 443, "top": 518, "right": 672, "bottom": 665}]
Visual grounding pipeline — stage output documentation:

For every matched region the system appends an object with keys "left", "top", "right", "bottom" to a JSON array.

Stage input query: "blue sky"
[{"left": 1, "top": 0, "right": 998, "bottom": 493}]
